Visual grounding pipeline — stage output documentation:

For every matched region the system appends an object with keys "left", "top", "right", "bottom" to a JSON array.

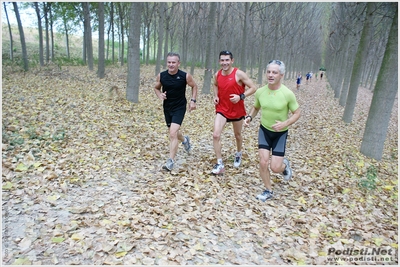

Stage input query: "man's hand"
[
  {"left": 189, "top": 101, "right": 196, "bottom": 112},
  {"left": 229, "top": 94, "right": 240, "bottom": 104},
  {"left": 272, "top": 120, "right": 287, "bottom": 132},
  {"left": 158, "top": 91, "right": 167, "bottom": 101}
]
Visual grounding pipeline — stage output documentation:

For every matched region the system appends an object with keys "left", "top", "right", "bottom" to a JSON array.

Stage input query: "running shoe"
[
  {"left": 162, "top": 158, "right": 174, "bottom": 171},
  {"left": 233, "top": 151, "right": 242, "bottom": 168},
  {"left": 182, "top": 135, "right": 191, "bottom": 153},
  {"left": 282, "top": 158, "right": 292, "bottom": 181},
  {"left": 256, "top": 189, "right": 274, "bottom": 202},
  {"left": 211, "top": 163, "right": 225, "bottom": 175}
]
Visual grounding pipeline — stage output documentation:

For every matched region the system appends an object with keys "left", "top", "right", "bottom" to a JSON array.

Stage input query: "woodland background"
[{"left": 2, "top": 1, "right": 399, "bottom": 265}]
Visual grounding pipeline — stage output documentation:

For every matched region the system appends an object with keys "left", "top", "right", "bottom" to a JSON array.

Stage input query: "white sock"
[{"left": 217, "top": 158, "right": 223, "bottom": 165}]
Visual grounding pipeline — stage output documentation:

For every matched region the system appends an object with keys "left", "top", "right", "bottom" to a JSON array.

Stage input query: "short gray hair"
[
  {"left": 167, "top": 52, "right": 180, "bottom": 61},
  {"left": 267, "top": 60, "right": 285, "bottom": 74}
]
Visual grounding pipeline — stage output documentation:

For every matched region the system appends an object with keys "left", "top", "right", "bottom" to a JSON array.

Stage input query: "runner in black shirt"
[{"left": 154, "top": 52, "right": 198, "bottom": 171}]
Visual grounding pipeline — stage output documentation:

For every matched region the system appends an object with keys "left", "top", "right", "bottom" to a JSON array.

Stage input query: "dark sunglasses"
[
  {"left": 269, "top": 60, "right": 282, "bottom": 65},
  {"left": 221, "top": 50, "right": 232, "bottom": 55}
]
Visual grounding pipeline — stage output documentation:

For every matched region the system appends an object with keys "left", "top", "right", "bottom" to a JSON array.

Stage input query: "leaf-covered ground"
[{"left": 2, "top": 65, "right": 398, "bottom": 265}]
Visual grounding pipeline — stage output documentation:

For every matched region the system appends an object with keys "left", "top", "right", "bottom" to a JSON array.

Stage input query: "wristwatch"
[
  {"left": 240, "top": 93, "right": 246, "bottom": 100},
  {"left": 191, "top": 99, "right": 196, "bottom": 103}
]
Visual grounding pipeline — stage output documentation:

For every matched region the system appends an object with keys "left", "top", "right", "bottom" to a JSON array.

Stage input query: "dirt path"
[{"left": 2, "top": 66, "right": 398, "bottom": 265}]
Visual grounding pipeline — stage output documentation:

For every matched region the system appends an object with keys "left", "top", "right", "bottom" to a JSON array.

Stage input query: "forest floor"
[{"left": 2, "top": 65, "right": 398, "bottom": 265}]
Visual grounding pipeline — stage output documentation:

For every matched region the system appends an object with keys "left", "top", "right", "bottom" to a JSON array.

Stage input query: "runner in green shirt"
[{"left": 245, "top": 60, "right": 301, "bottom": 201}]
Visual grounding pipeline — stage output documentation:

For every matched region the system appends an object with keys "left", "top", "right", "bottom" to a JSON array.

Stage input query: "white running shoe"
[
  {"left": 233, "top": 151, "right": 242, "bottom": 168},
  {"left": 162, "top": 158, "right": 174, "bottom": 171},
  {"left": 282, "top": 158, "right": 292, "bottom": 181},
  {"left": 211, "top": 163, "right": 225, "bottom": 175},
  {"left": 256, "top": 189, "right": 274, "bottom": 202}
]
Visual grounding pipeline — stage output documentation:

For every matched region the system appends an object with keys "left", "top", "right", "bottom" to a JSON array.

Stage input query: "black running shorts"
[
  {"left": 258, "top": 124, "right": 288, "bottom": 157},
  {"left": 164, "top": 107, "right": 186, "bottom": 127}
]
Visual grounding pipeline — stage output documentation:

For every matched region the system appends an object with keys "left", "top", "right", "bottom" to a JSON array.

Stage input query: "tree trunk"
[
  {"left": 12, "top": 2, "right": 28, "bottom": 71},
  {"left": 127, "top": 2, "right": 141, "bottom": 103},
  {"left": 44, "top": 3, "right": 50, "bottom": 63},
  {"left": 343, "top": 3, "right": 374, "bottom": 123},
  {"left": 111, "top": 2, "right": 115, "bottom": 63},
  {"left": 339, "top": 35, "right": 358, "bottom": 106},
  {"left": 34, "top": 2, "right": 44, "bottom": 66},
  {"left": 155, "top": 2, "right": 165, "bottom": 75},
  {"left": 202, "top": 2, "right": 217, "bottom": 94},
  {"left": 97, "top": 2, "right": 105, "bottom": 78},
  {"left": 3, "top": 2, "right": 13, "bottom": 60},
  {"left": 117, "top": 3, "right": 125, "bottom": 66},
  {"left": 83, "top": 2, "right": 94, "bottom": 70},
  {"left": 63, "top": 19, "right": 70, "bottom": 59},
  {"left": 240, "top": 2, "right": 250, "bottom": 71},
  {"left": 49, "top": 3, "right": 54, "bottom": 61},
  {"left": 360, "top": 4, "right": 398, "bottom": 160}
]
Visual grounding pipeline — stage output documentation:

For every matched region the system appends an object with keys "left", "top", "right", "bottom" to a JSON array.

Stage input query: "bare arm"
[
  {"left": 186, "top": 73, "right": 198, "bottom": 112},
  {"left": 213, "top": 73, "right": 219, "bottom": 105},
  {"left": 238, "top": 70, "right": 257, "bottom": 97},
  {"left": 230, "top": 70, "right": 257, "bottom": 104},
  {"left": 272, "top": 108, "right": 301, "bottom": 132},
  {"left": 244, "top": 106, "right": 260, "bottom": 126},
  {"left": 154, "top": 73, "right": 167, "bottom": 101}
]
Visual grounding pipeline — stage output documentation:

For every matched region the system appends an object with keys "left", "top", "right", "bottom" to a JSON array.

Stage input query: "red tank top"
[{"left": 216, "top": 68, "right": 246, "bottom": 119}]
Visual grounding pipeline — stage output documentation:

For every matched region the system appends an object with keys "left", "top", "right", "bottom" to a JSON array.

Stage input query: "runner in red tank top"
[
  {"left": 211, "top": 50, "right": 257, "bottom": 175},
  {"left": 215, "top": 68, "right": 246, "bottom": 119}
]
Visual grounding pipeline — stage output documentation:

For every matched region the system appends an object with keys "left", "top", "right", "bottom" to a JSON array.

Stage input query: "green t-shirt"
[{"left": 254, "top": 84, "right": 299, "bottom": 132}]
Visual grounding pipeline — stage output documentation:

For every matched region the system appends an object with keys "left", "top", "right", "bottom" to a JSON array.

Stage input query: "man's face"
[
  {"left": 219, "top": 55, "right": 233, "bottom": 71},
  {"left": 167, "top": 56, "right": 180, "bottom": 73},
  {"left": 266, "top": 64, "right": 283, "bottom": 86}
]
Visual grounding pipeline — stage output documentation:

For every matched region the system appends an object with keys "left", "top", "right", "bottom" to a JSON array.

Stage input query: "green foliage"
[
  {"left": 358, "top": 165, "right": 378, "bottom": 190},
  {"left": 2, "top": 126, "right": 25, "bottom": 147},
  {"left": 54, "top": 56, "right": 86, "bottom": 66}
]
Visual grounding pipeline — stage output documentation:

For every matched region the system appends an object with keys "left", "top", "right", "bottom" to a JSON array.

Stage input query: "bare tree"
[
  {"left": 127, "top": 2, "right": 141, "bottom": 103},
  {"left": 97, "top": 2, "right": 105, "bottom": 78},
  {"left": 82, "top": 2, "right": 93, "bottom": 70},
  {"left": 202, "top": 2, "right": 217, "bottom": 94},
  {"left": 4, "top": 2, "right": 14, "bottom": 60},
  {"left": 360, "top": 4, "right": 398, "bottom": 160},
  {"left": 12, "top": 2, "right": 28, "bottom": 71},
  {"left": 34, "top": 2, "right": 44, "bottom": 66},
  {"left": 343, "top": 3, "right": 375, "bottom": 123},
  {"left": 155, "top": 2, "right": 166, "bottom": 75},
  {"left": 239, "top": 2, "right": 250, "bottom": 71}
]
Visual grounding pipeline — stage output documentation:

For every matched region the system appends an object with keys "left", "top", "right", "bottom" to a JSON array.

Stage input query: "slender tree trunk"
[
  {"left": 202, "top": 2, "right": 217, "bottom": 94},
  {"left": 127, "top": 2, "right": 141, "bottom": 103},
  {"left": 155, "top": 2, "right": 165, "bottom": 75},
  {"left": 49, "top": 3, "right": 54, "bottom": 61},
  {"left": 3, "top": 2, "right": 13, "bottom": 60},
  {"left": 360, "top": 5, "right": 398, "bottom": 160},
  {"left": 83, "top": 2, "right": 94, "bottom": 70},
  {"left": 82, "top": 28, "right": 86, "bottom": 64},
  {"left": 111, "top": 2, "right": 115, "bottom": 63},
  {"left": 12, "top": 2, "right": 28, "bottom": 71},
  {"left": 117, "top": 3, "right": 125, "bottom": 66},
  {"left": 240, "top": 2, "right": 250, "bottom": 71},
  {"left": 63, "top": 19, "right": 70, "bottom": 59},
  {"left": 44, "top": 3, "right": 50, "bottom": 63},
  {"left": 343, "top": 3, "right": 374, "bottom": 123},
  {"left": 98, "top": 2, "right": 105, "bottom": 78},
  {"left": 34, "top": 2, "right": 44, "bottom": 66}
]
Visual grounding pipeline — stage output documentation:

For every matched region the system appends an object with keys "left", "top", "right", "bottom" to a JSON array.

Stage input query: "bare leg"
[
  {"left": 259, "top": 149, "right": 272, "bottom": 190},
  {"left": 168, "top": 123, "right": 185, "bottom": 160},
  {"left": 270, "top": 155, "right": 285, "bottom": 174},
  {"left": 212, "top": 114, "right": 227, "bottom": 160},
  {"left": 232, "top": 120, "right": 244, "bottom": 153}
]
